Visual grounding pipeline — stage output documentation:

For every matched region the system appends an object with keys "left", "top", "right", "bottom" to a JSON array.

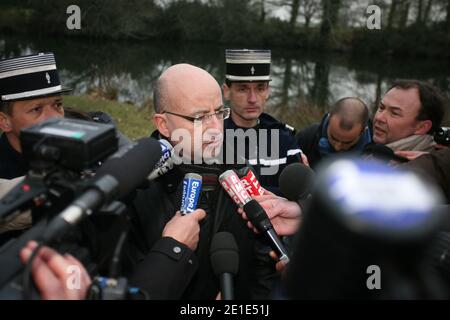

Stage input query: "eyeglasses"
[{"left": 162, "top": 107, "right": 230, "bottom": 126}]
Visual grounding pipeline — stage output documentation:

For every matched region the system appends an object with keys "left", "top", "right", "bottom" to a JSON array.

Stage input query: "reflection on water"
[{"left": 1, "top": 35, "right": 449, "bottom": 128}]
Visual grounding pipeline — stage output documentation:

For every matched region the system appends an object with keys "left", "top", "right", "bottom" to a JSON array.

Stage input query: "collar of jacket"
[{"left": 225, "top": 112, "right": 287, "bottom": 130}]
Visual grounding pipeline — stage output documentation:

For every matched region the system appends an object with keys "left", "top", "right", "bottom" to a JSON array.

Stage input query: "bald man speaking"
[{"left": 126, "top": 64, "right": 277, "bottom": 300}]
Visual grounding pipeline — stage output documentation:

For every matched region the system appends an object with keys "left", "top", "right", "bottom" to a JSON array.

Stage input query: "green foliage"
[
  {"left": 1, "top": 1, "right": 449, "bottom": 57},
  {"left": 0, "top": 7, "right": 34, "bottom": 34},
  {"left": 163, "top": 1, "right": 221, "bottom": 42},
  {"left": 217, "top": 0, "right": 262, "bottom": 45}
]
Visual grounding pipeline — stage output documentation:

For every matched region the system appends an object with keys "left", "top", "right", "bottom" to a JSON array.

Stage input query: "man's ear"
[
  {"left": 153, "top": 113, "right": 170, "bottom": 138},
  {"left": 0, "top": 112, "right": 12, "bottom": 133},
  {"left": 222, "top": 83, "right": 230, "bottom": 101},
  {"left": 414, "top": 119, "right": 432, "bottom": 135}
]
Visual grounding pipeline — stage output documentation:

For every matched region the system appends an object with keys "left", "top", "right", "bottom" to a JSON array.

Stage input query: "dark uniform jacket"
[
  {"left": 125, "top": 131, "right": 277, "bottom": 300},
  {"left": 224, "top": 113, "right": 302, "bottom": 195},
  {"left": 296, "top": 113, "right": 372, "bottom": 170},
  {"left": 0, "top": 134, "right": 26, "bottom": 179}
]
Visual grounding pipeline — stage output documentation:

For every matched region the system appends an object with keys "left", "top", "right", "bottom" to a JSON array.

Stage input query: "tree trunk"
[
  {"left": 447, "top": 0, "right": 450, "bottom": 32},
  {"left": 416, "top": 0, "right": 424, "bottom": 25},
  {"left": 289, "top": 0, "right": 301, "bottom": 31},
  {"left": 319, "top": 0, "right": 331, "bottom": 48},
  {"left": 374, "top": 73, "right": 383, "bottom": 113},
  {"left": 305, "top": 14, "right": 311, "bottom": 28},
  {"left": 260, "top": 0, "right": 266, "bottom": 23},
  {"left": 423, "top": 0, "right": 433, "bottom": 27},
  {"left": 399, "top": 0, "right": 411, "bottom": 29},
  {"left": 312, "top": 58, "right": 330, "bottom": 110},
  {"left": 387, "top": 0, "right": 398, "bottom": 29},
  {"left": 319, "top": 0, "right": 341, "bottom": 49},
  {"left": 281, "top": 58, "right": 293, "bottom": 107}
]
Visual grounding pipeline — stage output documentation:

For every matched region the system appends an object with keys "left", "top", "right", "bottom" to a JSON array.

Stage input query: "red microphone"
[
  {"left": 219, "top": 169, "right": 290, "bottom": 263},
  {"left": 219, "top": 170, "right": 252, "bottom": 207}
]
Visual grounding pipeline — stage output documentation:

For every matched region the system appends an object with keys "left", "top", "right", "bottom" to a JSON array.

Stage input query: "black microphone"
[
  {"left": 426, "top": 231, "right": 450, "bottom": 282},
  {"left": 285, "top": 158, "right": 447, "bottom": 299},
  {"left": 42, "top": 137, "right": 162, "bottom": 243},
  {"left": 210, "top": 232, "right": 239, "bottom": 300},
  {"left": 243, "top": 199, "right": 290, "bottom": 262},
  {"left": 279, "top": 163, "right": 315, "bottom": 202}
]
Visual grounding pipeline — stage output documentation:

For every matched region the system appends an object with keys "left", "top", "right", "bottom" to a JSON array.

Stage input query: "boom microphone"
[
  {"left": 219, "top": 170, "right": 290, "bottom": 263},
  {"left": 43, "top": 137, "right": 162, "bottom": 243}
]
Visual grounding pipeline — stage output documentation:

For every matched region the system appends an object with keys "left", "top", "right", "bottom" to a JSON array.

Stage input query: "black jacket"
[
  {"left": 224, "top": 113, "right": 302, "bottom": 194},
  {"left": 124, "top": 131, "right": 277, "bottom": 299},
  {"left": 0, "top": 134, "right": 27, "bottom": 179}
]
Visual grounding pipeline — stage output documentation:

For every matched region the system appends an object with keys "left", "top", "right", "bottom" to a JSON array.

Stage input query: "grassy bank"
[
  {"left": 63, "top": 95, "right": 154, "bottom": 140},
  {"left": 64, "top": 95, "right": 324, "bottom": 138}
]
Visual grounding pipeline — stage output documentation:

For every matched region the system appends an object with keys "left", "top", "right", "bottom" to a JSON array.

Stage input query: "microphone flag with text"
[{"left": 219, "top": 169, "right": 289, "bottom": 263}]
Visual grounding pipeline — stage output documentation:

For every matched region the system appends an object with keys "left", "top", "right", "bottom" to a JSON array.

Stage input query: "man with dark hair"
[
  {"left": 296, "top": 97, "right": 372, "bottom": 169},
  {"left": 373, "top": 79, "right": 447, "bottom": 152},
  {"left": 222, "top": 49, "right": 302, "bottom": 193}
]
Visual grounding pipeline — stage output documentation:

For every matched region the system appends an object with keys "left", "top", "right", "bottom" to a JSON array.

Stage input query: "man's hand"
[
  {"left": 434, "top": 144, "right": 448, "bottom": 150},
  {"left": 238, "top": 190, "right": 301, "bottom": 236},
  {"left": 20, "top": 241, "right": 91, "bottom": 300},
  {"left": 162, "top": 209, "right": 206, "bottom": 251},
  {"left": 300, "top": 153, "right": 310, "bottom": 167},
  {"left": 269, "top": 251, "right": 288, "bottom": 273},
  {"left": 395, "top": 150, "right": 429, "bottom": 161}
]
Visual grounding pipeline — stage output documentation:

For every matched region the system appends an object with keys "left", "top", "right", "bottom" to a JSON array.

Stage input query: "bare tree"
[
  {"left": 447, "top": 0, "right": 450, "bottom": 31},
  {"left": 301, "top": 0, "right": 321, "bottom": 28},
  {"left": 423, "top": 0, "right": 434, "bottom": 26},
  {"left": 387, "top": 0, "right": 399, "bottom": 29},
  {"left": 260, "top": 0, "right": 266, "bottom": 22},
  {"left": 399, "top": 0, "right": 412, "bottom": 29},
  {"left": 319, "top": 0, "right": 341, "bottom": 48},
  {"left": 289, "top": 0, "right": 301, "bottom": 29},
  {"left": 416, "top": 0, "right": 425, "bottom": 25}
]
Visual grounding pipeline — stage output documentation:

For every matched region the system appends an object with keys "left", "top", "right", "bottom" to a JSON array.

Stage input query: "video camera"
[
  {"left": 434, "top": 127, "right": 450, "bottom": 146},
  {"left": 0, "top": 118, "right": 118, "bottom": 225},
  {"left": 0, "top": 117, "right": 123, "bottom": 299}
]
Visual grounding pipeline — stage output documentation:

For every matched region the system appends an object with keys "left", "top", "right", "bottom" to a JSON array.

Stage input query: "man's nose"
[
  {"left": 206, "top": 113, "right": 222, "bottom": 130},
  {"left": 374, "top": 110, "right": 386, "bottom": 123},
  {"left": 247, "top": 88, "right": 257, "bottom": 103}
]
